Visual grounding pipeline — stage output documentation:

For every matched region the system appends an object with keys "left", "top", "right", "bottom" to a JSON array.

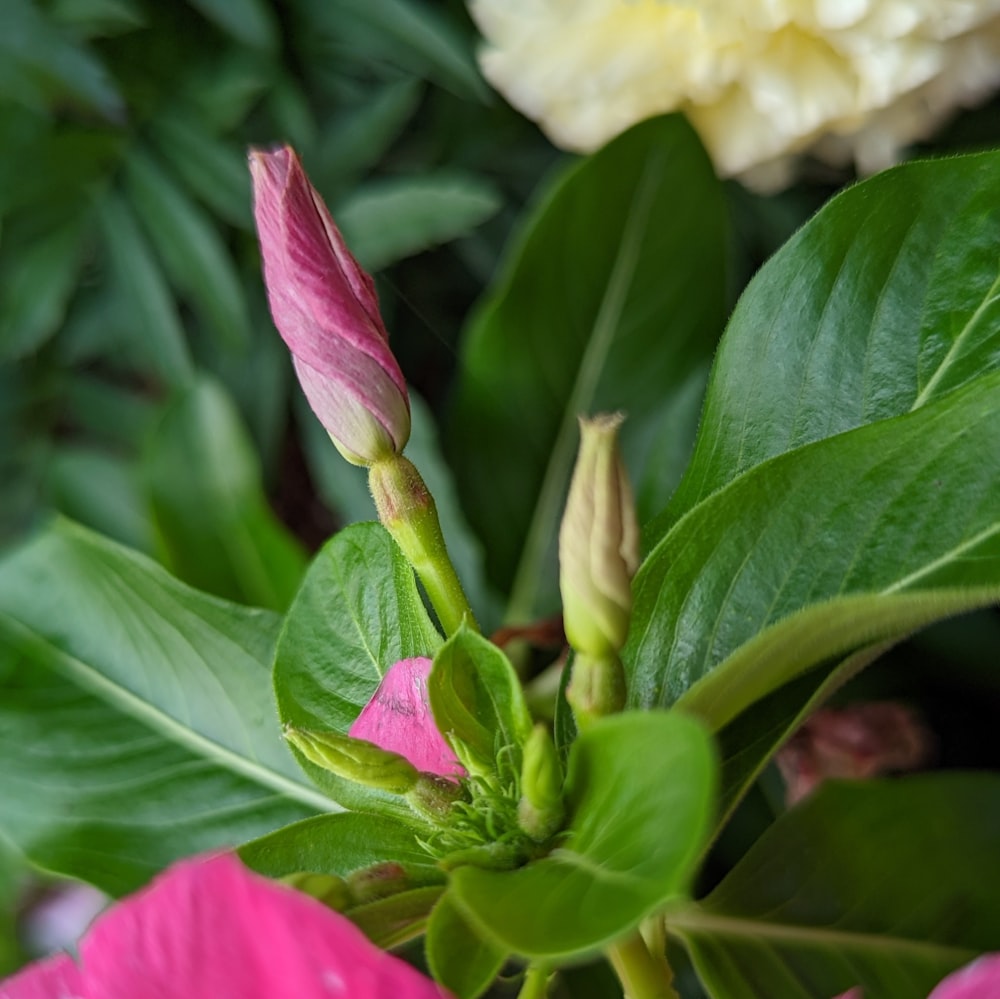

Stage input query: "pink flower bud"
[
  {"left": 249, "top": 145, "right": 410, "bottom": 466},
  {"left": 350, "top": 657, "right": 466, "bottom": 780}
]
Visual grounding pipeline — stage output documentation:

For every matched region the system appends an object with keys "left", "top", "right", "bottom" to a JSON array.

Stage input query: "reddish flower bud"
[{"left": 250, "top": 145, "right": 410, "bottom": 466}]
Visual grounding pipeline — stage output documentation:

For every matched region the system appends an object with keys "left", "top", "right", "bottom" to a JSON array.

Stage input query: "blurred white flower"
[{"left": 468, "top": 1, "right": 1000, "bottom": 189}]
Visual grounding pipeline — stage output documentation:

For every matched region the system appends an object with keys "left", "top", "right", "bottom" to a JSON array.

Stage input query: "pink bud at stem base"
[{"left": 368, "top": 455, "right": 478, "bottom": 637}]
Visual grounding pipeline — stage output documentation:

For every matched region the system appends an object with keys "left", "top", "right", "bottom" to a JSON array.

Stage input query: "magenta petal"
[
  {"left": 80, "top": 854, "right": 451, "bottom": 999},
  {"left": 928, "top": 954, "right": 1000, "bottom": 999},
  {"left": 350, "top": 658, "right": 466, "bottom": 779},
  {"left": 0, "top": 953, "right": 85, "bottom": 999}
]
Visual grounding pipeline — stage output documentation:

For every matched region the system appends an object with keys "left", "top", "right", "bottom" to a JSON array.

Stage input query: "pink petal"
[
  {"left": 928, "top": 954, "right": 1000, "bottom": 999},
  {"left": 249, "top": 145, "right": 410, "bottom": 463},
  {"left": 80, "top": 854, "right": 451, "bottom": 999},
  {"left": 350, "top": 658, "right": 466, "bottom": 780},
  {"left": 0, "top": 953, "right": 85, "bottom": 999}
]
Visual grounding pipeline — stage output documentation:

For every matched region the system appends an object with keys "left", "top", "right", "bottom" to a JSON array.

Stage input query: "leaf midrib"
[
  {"left": 668, "top": 907, "right": 978, "bottom": 963},
  {"left": 0, "top": 612, "right": 337, "bottom": 814},
  {"left": 505, "top": 151, "right": 666, "bottom": 623}
]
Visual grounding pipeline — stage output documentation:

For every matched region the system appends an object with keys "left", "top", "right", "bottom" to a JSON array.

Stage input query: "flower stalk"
[
  {"left": 606, "top": 932, "right": 679, "bottom": 999},
  {"left": 369, "top": 455, "right": 478, "bottom": 637}
]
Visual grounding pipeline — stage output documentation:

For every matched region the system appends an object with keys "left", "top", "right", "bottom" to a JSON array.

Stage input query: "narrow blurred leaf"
[
  {"left": 64, "top": 374, "right": 158, "bottom": 450},
  {"left": 449, "top": 115, "right": 726, "bottom": 620},
  {"left": 97, "top": 191, "right": 193, "bottom": 387},
  {"left": 300, "top": 0, "right": 486, "bottom": 101},
  {"left": 337, "top": 173, "right": 501, "bottom": 271},
  {"left": 0, "top": 208, "right": 90, "bottom": 358},
  {"left": 49, "top": 0, "right": 145, "bottom": 37},
  {"left": 125, "top": 147, "right": 250, "bottom": 348},
  {"left": 185, "top": 0, "right": 277, "bottom": 52},
  {"left": 0, "top": 0, "right": 123, "bottom": 116},
  {"left": 319, "top": 79, "right": 423, "bottom": 190},
  {"left": 46, "top": 446, "right": 153, "bottom": 555},
  {"left": 143, "top": 377, "right": 306, "bottom": 610},
  {"left": 671, "top": 775, "right": 1000, "bottom": 999},
  {"left": 152, "top": 111, "right": 253, "bottom": 228}
]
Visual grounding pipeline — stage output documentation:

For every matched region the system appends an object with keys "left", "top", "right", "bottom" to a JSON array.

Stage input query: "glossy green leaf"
[
  {"left": 143, "top": 377, "right": 306, "bottom": 611},
  {"left": 0, "top": 519, "right": 329, "bottom": 808},
  {"left": 97, "top": 191, "right": 193, "bottom": 387},
  {"left": 429, "top": 626, "right": 532, "bottom": 774},
  {"left": 240, "top": 812, "right": 437, "bottom": 881},
  {"left": 427, "top": 893, "right": 507, "bottom": 999},
  {"left": 185, "top": 0, "right": 276, "bottom": 51},
  {"left": 336, "top": 173, "right": 501, "bottom": 272},
  {"left": 449, "top": 711, "right": 716, "bottom": 959},
  {"left": 274, "top": 522, "right": 442, "bottom": 814},
  {"left": 449, "top": 115, "right": 726, "bottom": 619},
  {"left": 670, "top": 774, "right": 1000, "bottom": 999},
  {"left": 0, "top": 660, "right": 315, "bottom": 896},
  {"left": 125, "top": 147, "right": 250, "bottom": 347},
  {"left": 657, "top": 149, "right": 1000, "bottom": 537},
  {"left": 625, "top": 370, "right": 1000, "bottom": 724}
]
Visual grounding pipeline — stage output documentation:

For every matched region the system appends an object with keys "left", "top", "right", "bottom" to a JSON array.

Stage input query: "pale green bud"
[
  {"left": 284, "top": 726, "right": 419, "bottom": 794},
  {"left": 517, "top": 724, "right": 565, "bottom": 842},
  {"left": 559, "top": 413, "right": 639, "bottom": 660}
]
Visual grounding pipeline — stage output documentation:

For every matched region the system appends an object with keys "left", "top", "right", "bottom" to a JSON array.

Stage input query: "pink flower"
[
  {"left": 0, "top": 854, "right": 452, "bottom": 999},
  {"left": 350, "top": 657, "right": 466, "bottom": 780},
  {"left": 928, "top": 954, "right": 1000, "bottom": 999},
  {"left": 249, "top": 145, "right": 410, "bottom": 467}
]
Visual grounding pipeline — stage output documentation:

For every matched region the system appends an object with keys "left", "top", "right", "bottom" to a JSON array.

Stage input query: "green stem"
[
  {"left": 369, "top": 455, "right": 478, "bottom": 637},
  {"left": 606, "top": 932, "right": 679, "bottom": 999},
  {"left": 516, "top": 964, "right": 551, "bottom": 999}
]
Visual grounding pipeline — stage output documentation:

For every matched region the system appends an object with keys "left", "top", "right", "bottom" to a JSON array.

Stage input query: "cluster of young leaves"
[{"left": 2, "top": 94, "right": 1000, "bottom": 999}]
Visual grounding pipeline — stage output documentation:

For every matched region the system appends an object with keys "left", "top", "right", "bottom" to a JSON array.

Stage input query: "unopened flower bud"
[
  {"left": 250, "top": 145, "right": 410, "bottom": 466},
  {"left": 517, "top": 724, "right": 565, "bottom": 842},
  {"left": 282, "top": 872, "right": 352, "bottom": 911},
  {"left": 284, "top": 726, "right": 419, "bottom": 794},
  {"left": 559, "top": 413, "right": 638, "bottom": 660},
  {"left": 346, "top": 863, "right": 412, "bottom": 904}
]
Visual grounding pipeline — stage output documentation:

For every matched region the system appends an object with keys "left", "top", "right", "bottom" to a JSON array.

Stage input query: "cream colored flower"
[{"left": 469, "top": 0, "right": 1000, "bottom": 189}]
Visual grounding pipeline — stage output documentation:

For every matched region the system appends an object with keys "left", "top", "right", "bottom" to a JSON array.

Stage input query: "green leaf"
[
  {"left": 429, "top": 627, "right": 532, "bottom": 774},
  {"left": 669, "top": 774, "right": 1000, "bottom": 999},
  {"left": 336, "top": 173, "right": 501, "bottom": 271},
  {"left": 625, "top": 370, "right": 1000, "bottom": 724},
  {"left": 124, "top": 146, "right": 250, "bottom": 348},
  {"left": 0, "top": 660, "right": 315, "bottom": 896},
  {"left": 0, "top": 519, "right": 329, "bottom": 812},
  {"left": 143, "top": 377, "right": 307, "bottom": 611},
  {"left": 656, "top": 149, "right": 1000, "bottom": 539},
  {"left": 427, "top": 892, "right": 507, "bottom": 999},
  {"left": 449, "top": 115, "right": 726, "bottom": 619},
  {"left": 274, "top": 522, "right": 442, "bottom": 814},
  {"left": 0, "top": 207, "right": 90, "bottom": 358},
  {"left": 350, "top": 886, "right": 445, "bottom": 949},
  {"left": 319, "top": 79, "right": 423, "bottom": 191},
  {"left": 0, "top": 0, "right": 123, "bottom": 116},
  {"left": 299, "top": 0, "right": 486, "bottom": 101},
  {"left": 240, "top": 812, "right": 437, "bottom": 880},
  {"left": 46, "top": 446, "right": 154, "bottom": 555},
  {"left": 151, "top": 111, "right": 252, "bottom": 228},
  {"left": 449, "top": 711, "right": 717, "bottom": 959},
  {"left": 97, "top": 191, "right": 193, "bottom": 387},
  {"left": 184, "top": 0, "right": 277, "bottom": 51}
]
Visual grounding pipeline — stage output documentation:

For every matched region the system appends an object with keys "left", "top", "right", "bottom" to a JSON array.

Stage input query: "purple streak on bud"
[
  {"left": 350, "top": 657, "right": 467, "bottom": 781},
  {"left": 249, "top": 145, "right": 410, "bottom": 465}
]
